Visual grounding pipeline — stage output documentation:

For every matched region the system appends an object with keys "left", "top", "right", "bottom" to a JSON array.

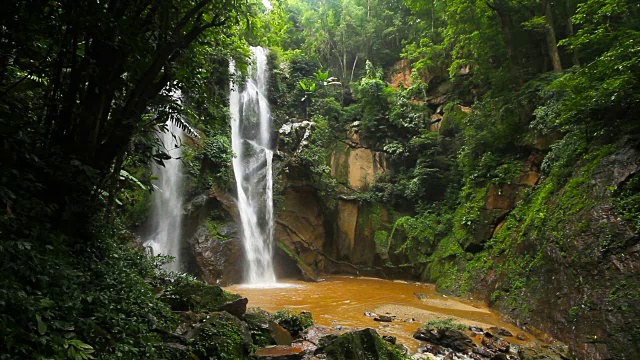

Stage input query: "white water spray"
[
  {"left": 230, "top": 47, "right": 278, "bottom": 285},
  {"left": 144, "top": 121, "right": 184, "bottom": 272}
]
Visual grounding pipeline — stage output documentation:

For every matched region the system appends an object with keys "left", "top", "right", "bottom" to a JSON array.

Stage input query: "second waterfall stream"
[{"left": 230, "top": 47, "right": 278, "bottom": 286}]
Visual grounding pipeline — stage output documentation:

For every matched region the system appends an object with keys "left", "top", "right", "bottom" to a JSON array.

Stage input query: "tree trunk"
[
  {"left": 543, "top": 0, "right": 562, "bottom": 72},
  {"left": 488, "top": 1, "right": 521, "bottom": 85},
  {"left": 350, "top": 54, "right": 358, "bottom": 82},
  {"left": 565, "top": 1, "right": 580, "bottom": 66}
]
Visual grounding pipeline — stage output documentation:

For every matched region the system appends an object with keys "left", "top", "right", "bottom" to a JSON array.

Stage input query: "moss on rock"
[
  {"left": 273, "top": 309, "right": 313, "bottom": 337},
  {"left": 316, "top": 328, "right": 405, "bottom": 360},
  {"left": 188, "top": 311, "right": 253, "bottom": 360}
]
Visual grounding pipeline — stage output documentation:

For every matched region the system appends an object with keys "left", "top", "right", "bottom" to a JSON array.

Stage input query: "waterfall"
[
  {"left": 144, "top": 121, "right": 184, "bottom": 272},
  {"left": 230, "top": 46, "right": 278, "bottom": 285}
]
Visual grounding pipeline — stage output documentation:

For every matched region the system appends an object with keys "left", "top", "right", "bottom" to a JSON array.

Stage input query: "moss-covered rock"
[
  {"left": 244, "top": 308, "right": 280, "bottom": 347},
  {"left": 273, "top": 309, "right": 313, "bottom": 337},
  {"left": 439, "top": 139, "right": 640, "bottom": 359},
  {"left": 188, "top": 311, "right": 253, "bottom": 360},
  {"left": 315, "top": 328, "right": 405, "bottom": 360},
  {"left": 159, "top": 277, "right": 239, "bottom": 312}
]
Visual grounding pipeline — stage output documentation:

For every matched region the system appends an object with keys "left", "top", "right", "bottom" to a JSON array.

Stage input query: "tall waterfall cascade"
[
  {"left": 230, "top": 46, "right": 278, "bottom": 286},
  {"left": 143, "top": 121, "right": 185, "bottom": 272}
]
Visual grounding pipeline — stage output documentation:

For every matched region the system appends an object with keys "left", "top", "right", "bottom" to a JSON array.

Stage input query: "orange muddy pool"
[{"left": 225, "top": 276, "right": 536, "bottom": 351}]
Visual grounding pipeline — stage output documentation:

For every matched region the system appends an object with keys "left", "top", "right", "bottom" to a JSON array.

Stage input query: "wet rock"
[
  {"left": 488, "top": 327, "right": 513, "bottom": 337},
  {"left": 189, "top": 311, "right": 253, "bottom": 359},
  {"left": 412, "top": 354, "right": 438, "bottom": 360},
  {"left": 292, "top": 339, "right": 317, "bottom": 355},
  {"left": 269, "top": 321, "right": 293, "bottom": 346},
  {"left": 418, "top": 344, "right": 441, "bottom": 355},
  {"left": 482, "top": 336, "right": 510, "bottom": 353},
  {"left": 291, "top": 326, "right": 336, "bottom": 355},
  {"left": 244, "top": 307, "right": 277, "bottom": 347},
  {"left": 490, "top": 353, "right": 507, "bottom": 360},
  {"left": 274, "top": 309, "right": 314, "bottom": 337},
  {"left": 255, "top": 345, "right": 304, "bottom": 359},
  {"left": 315, "top": 328, "right": 402, "bottom": 359},
  {"left": 415, "top": 293, "right": 428, "bottom": 300},
  {"left": 190, "top": 223, "right": 243, "bottom": 285},
  {"left": 395, "top": 343, "right": 410, "bottom": 355},
  {"left": 472, "top": 347, "right": 496, "bottom": 358},
  {"left": 300, "top": 325, "right": 336, "bottom": 345},
  {"left": 159, "top": 279, "right": 230, "bottom": 312},
  {"left": 516, "top": 333, "right": 527, "bottom": 341},
  {"left": 414, "top": 327, "right": 476, "bottom": 352},
  {"left": 508, "top": 344, "right": 521, "bottom": 356},
  {"left": 364, "top": 311, "right": 377, "bottom": 317},
  {"left": 412, "top": 353, "right": 438, "bottom": 360},
  {"left": 219, "top": 297, "right": 248, "bottom": 318},
  {"left": 374, "top": 315, "right": 394, "bottom": 322},
  {"left": 469, "top": 326, "right": 485, "bottom": 335},
  {"left": 382, "top": 335, "right": 397, "bottom": 345}
]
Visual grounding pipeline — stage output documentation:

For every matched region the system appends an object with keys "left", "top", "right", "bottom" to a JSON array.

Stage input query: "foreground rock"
[
  {"left": 413, "top": 326, "right": 475, "bottom": 352},
  {"left": 219, "top": 297, "right": 248, "bottom": 318},
  {"left": 188, "top": 311, "right": 253, "bottom": 359},
  {"left": 244, "top": 307, "right": 295, "bottom": 347},
  {"left": 315, "top": 328, "right": 405, "bottom": 360},
  {"left": 255, "top": 345, "right": 304, "bottom": 359},
  {"left": 273, "top": 309, "right": 314, "bottom": 337}
]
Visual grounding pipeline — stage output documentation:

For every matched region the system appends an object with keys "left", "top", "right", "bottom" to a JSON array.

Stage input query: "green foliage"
[
  {"left": 319, "top": 328, "right": 406, "bottom": 360},
  {"left": 390, "top": 210, "right": 453, "bottom": 266},
  {"left": 273, "top": 309, "right": 314, "bottom": 337},
  {"left": 243, "top": 308, "right": 277, "bottom": 347},
  {"left": 159, "top": 275, "right": 239, "bottom": 313},
  {"left": 279, "top": 0, "right": 412, "bottom": 82},
  {"left": 64, "top": 339, "right": 96, "bottom": 360},
  {"left": 355, "top": 61, "right": 394, "bottom": 146},
  {"left": 613, "top": 173, "right": 640, "bottom": 231},
  {"left": 538, "top": 0, "right": 640, "bottom": 133},
  {"left": 423, "top": 318, "right": 467, "bottom": 332},
  {"left": 188, "top": 312, "right": 251, "bottom": 360},
  {"left": 184, "top": 130, "right": 234, "bottom": 192}
]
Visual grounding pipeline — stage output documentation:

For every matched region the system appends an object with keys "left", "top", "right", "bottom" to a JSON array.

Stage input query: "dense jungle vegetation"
[{"left": 1, "top": 0, "right": 639, "bottom": 358}]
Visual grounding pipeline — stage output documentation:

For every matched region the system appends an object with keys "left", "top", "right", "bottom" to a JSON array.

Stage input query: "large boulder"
[
  {"left": 188, "top": 311, "right": 253, "bottom": 360},
  {"left": 254, "top": 345, "right": 304, "bottom": 360},
  {"left": 314, "top": 328, "right": 404, "bottom": 360},
  {"left": 413, "top": 327, "right": 475, "bottom": 353},
  {"left": 273, "top": 309, "right": 314, "bottom": 338},
  {"left": 158, "top": 277, "right": 237, "bottom": 312},
  {"left": 190, "top": 223, "right": 243, "bottom": 285}
]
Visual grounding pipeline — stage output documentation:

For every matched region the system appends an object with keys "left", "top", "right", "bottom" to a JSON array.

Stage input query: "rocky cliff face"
[
  {"left": 271, "top": 131, "right": 397, "bottom": 277},
  {"left": 273, "top": 181, "right": 326, "bottom": 280},
  {"left": 456, "top": 138, "right": 640, "bottom": 359},
  {"left": 273, "top": 124, "right": 639, "bottom": 358}
]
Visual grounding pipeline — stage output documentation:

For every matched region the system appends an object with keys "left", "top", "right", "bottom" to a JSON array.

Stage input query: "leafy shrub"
[
  {"left": 423, "top": 318, "right": 467, "bottom": 332},
  {"left": 273, "top": 309, "right": 313, "bottom": 337}
]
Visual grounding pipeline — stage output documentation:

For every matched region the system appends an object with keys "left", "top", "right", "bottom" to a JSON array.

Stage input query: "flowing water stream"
[
  {"left": 230, "top": 47, "right": 278, "bottom": 286},
  {"left": 143, "top": 121, "right": 185, "bottom": 272},
  {"left": 227, "top": 276, "right": 539, "bottom": 352}
]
